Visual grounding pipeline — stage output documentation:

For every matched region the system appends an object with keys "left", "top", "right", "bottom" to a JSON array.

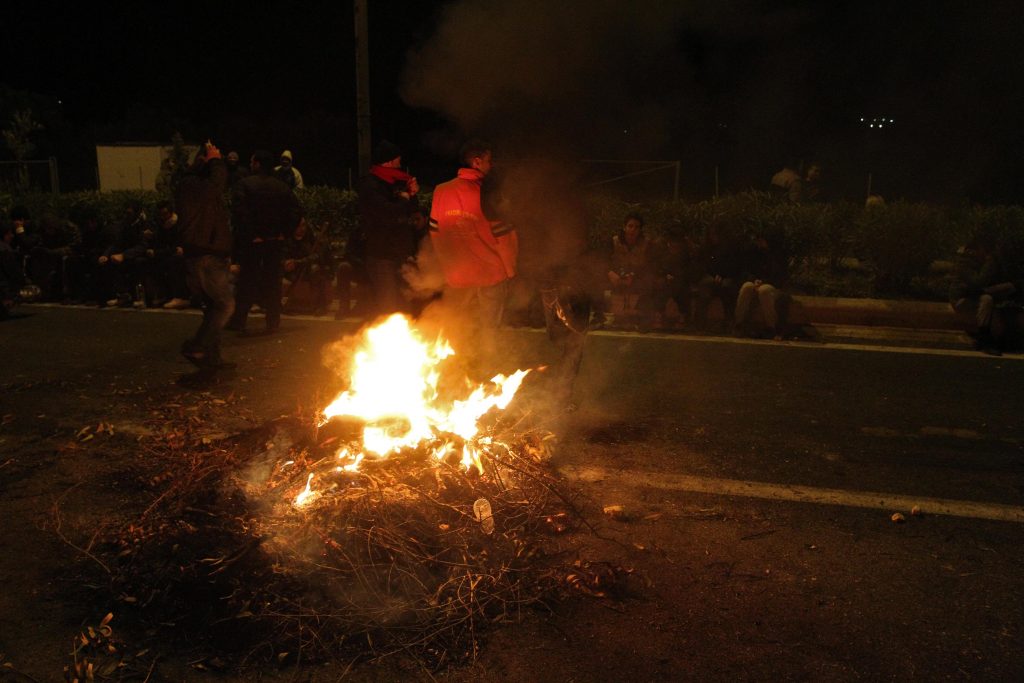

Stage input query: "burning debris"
[{"left": 65, "top": 314, "right": 620, "bottom": 673}]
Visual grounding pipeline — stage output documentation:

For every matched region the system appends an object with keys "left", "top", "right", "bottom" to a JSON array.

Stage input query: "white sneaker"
[{"left": 162, "top": 297, "right": 190, "bottom": 310}]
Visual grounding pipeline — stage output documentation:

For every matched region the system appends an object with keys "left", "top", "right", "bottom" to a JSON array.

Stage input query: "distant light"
[
  {"left": 57, "top": 99, "right": 62, "bottom": 105},
  {"left": 870, "top": 124, "right": 875, "bottom": 128},
  {"left": 860, "top": 117, "right": 864, "bottom": 122}
]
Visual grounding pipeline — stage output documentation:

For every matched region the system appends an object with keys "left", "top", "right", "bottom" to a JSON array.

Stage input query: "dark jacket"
[
  {"left": 176, "top": 159, "right": 231, "bottom": 257},
  {"left": 72, "top": 221, "right": 113, "bottom": 262},
  {"left": 231, "top": 173, "right": 302, "bottom": 244},
  {"left": 152, "top": 218, "right": 183, "bottom": 260},
  {"left": 741, "top": 237, "right": 789, "bottom": 286},
  {"left": 105, "top": 214, "right": 150, "bottom": 260},
  {"left": 698, "top": 233, "right": 745, "bottom": 281},
  {"left": 358, "top": 173, "right": 418, "bottom": 261},
  {"left": 284, "top": 229, "right": 321, "bottom": 268}
]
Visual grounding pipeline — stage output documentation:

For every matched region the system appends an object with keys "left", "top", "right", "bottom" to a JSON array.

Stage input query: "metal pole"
[
  {"left": 866, "top": 172, "right": 873, "bottom": 200},
  {"left": 673, "top": 161, "right": 680, "bottom": 201},
  {"left": 354, "top": 0, "right": 371, "bottom": 177}
]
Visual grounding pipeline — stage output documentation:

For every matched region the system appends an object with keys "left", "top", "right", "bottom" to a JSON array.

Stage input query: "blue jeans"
[{"left": 185, "top": 255, "right": 234, "bottom": 363}]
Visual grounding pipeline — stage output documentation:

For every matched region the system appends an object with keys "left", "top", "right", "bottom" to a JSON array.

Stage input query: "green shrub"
[
  {"left": 854, "top": 202, "right": 956, "bottom": 296},
  {"left": 4, "top": 188, "right": 1022, "bottom": 300}
]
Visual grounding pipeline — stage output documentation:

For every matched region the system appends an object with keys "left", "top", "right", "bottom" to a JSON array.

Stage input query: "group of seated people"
[
  {"left": 0, "top": 203, "right": 355, "bottom": 321},
  {"left": 1, "top": 202, "right": 193, "bottom": 313},
  {"left": 596, "top": 212, "right": 791, "bottom": 339},
  {"left": 2, "top": 202, "right": 793, "bottom": 338},
  {"left": 7, "top": 199, "right": 1020, "bottom": 354}
]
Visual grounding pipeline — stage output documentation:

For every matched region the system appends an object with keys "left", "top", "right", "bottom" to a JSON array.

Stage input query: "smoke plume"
[{"left": 401, "top": 0, "right": 697, "bottom": 157}]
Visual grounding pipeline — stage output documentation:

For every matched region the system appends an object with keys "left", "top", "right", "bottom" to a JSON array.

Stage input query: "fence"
[
  {"left": 0, "top": 158, "right": 60, "bottom": 194},
  {"left": 580, "top": 160, "right": 680, "bottom": 200}
]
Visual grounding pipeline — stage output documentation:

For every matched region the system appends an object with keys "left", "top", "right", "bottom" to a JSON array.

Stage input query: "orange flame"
[{"left": 294, "top": 314, "right": 529, "bottom": 507}]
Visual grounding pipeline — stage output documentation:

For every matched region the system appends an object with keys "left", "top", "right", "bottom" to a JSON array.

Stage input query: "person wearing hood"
[
  {"left": 358, "top": 140, "right": 420, "bottom": 316},
  {"left": 274, "top": 149, "right": 304, "bottom": 190}
]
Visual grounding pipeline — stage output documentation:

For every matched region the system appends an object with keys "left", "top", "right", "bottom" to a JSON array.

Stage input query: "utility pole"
[{"left": 354, "top": 0, "right": 371, "bottom": 176}]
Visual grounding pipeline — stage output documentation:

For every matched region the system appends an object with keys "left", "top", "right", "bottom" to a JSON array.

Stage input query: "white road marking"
[
  {"left": 586, "top": 328, "right": 1023, "bottom": 360},
  {"left": 567, "top": 465, "right": 1024, "bottom": 523},
  {"left": 861, "top": 426, "right": 985, "bottom": 440}
]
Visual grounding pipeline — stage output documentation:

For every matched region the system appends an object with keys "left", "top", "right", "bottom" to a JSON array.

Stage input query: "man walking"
[
  {"left": 227, "top": 149, "right": 303, "bottom": 335},
  {"left": 176, "top": 141, "right": 234, "bottom": 373},
  {"left": 429, "top": 139, "right": 517, "bottom": 365}
]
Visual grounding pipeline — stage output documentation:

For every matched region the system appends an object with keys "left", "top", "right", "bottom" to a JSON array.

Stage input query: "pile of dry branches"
[{"left": 81, "top": 414, "right": 586, "bottom": 671}]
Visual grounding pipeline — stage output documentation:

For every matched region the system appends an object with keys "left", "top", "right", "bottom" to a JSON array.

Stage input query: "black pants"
[
  {"left": 695, "top": 276, "right": 738, "bottom": 327},
  {"left": 230, "top": 241, "right": 283, "bottom": 331},
  {"left": 150, "top": 253, "right": 189, "bottom": 301}
]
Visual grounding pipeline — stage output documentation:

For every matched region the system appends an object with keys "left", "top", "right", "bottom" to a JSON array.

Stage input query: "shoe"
[
  {"left": 163, "top": 297, "right": 190, "bottom": 310},
  {"left": 181, "top": 349, "right": 205, "bottom": 367},
  {"left": 105, "top": 298, "right": 120, "bottom": 307}
]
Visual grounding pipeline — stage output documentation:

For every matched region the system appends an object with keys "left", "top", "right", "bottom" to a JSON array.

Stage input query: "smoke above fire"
[{"left": 400, "top": 0, "right": 697, "bottom": 157}]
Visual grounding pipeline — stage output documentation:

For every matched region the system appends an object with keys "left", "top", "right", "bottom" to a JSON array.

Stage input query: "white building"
[{"left": 95, "top": 142, "right": 198, "bottom": 191}]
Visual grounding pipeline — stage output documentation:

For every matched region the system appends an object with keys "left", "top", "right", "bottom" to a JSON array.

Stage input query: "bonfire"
[{"left": 70, "top": 314, "right": 604, "bottom": 675}]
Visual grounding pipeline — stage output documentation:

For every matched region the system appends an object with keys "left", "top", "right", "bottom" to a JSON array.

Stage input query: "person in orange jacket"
[{"left": 428, "top": 139, "right": 517, "bottom": 365}]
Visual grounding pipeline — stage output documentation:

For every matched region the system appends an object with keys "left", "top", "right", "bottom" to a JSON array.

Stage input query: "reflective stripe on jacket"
[{"left": 428, "top": 167, "right": 517, "bottom": 288}]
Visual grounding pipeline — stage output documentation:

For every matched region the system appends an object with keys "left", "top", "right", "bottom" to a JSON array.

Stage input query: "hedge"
[{"left": 4, "top": 189, "right": 1024, "bottom": 300}]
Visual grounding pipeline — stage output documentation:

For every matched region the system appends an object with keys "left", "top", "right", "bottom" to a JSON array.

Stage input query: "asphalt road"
[{"left": 2, "top": 305, "right": 1022, "bottom": 681}]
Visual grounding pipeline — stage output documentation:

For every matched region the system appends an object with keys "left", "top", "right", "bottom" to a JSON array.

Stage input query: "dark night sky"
[{"left": 3, "top": 0, "right": 1023, "bottom": 201}]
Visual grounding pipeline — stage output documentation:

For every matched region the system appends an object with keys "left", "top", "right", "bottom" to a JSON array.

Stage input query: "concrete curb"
[{"left": 789, "top": 296, "right": 965, "bottom": 330}]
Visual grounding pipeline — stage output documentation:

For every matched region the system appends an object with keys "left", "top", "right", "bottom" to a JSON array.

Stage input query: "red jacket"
[{"left": 429, "top": 168, "right": 517, "bottom": 288}]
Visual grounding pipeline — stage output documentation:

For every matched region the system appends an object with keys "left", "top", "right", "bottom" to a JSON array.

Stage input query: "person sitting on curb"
[
  {"left": 650, "top": 231, "right": 699, "bottom": 330},
  {"left": 734, "top": 229, "right": 790, "bottom": 340},
  {"left": 606, "top": 212, "right": 654, "bottom": 328},
  {"left": 693, "top": 225, "right": 743, "bottom": 333},
  {"left": 1, "top": 221, "right": 25, "bottom": 320},
  {"left": 97, "top": 202, "right": 151, "bottom": 307},
  {"left": 950, "top": 233, "right": 1023, "bottom": 355}
]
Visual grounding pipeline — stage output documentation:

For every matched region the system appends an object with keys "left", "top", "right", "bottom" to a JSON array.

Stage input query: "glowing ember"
[{"left": 294, "top": 314, "right": 530, "bottom": 506}]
